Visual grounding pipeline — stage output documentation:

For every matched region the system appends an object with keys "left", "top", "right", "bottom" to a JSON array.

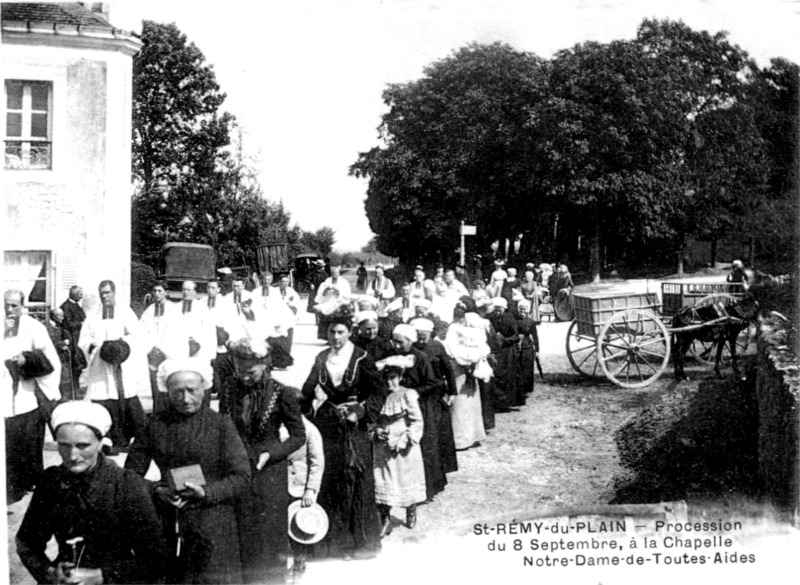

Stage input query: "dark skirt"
[
  {"left": 418, "top": 395, "right": 447, "bottom": 500},
  {"left": 491, "top": 345, "right": 524, "bottom": 410},
  {"left": 267, "top": 335, "right": 294, "bottom": 368},
  {"left": 5, "top": 408, "right": 45, "bottom": 504},
  {"left": 160, "top": 500, "right": 243, "bottom": 584},
  {"left": 478, "top": 379, "right": 495, "bottom": 431},
  {"left": 309, "top": 406, "right": 381, "bottom": 558},
  {"left": 236, "top": 461, "right": 290, "bottom": 584},
  {"left": 436, "top": 399, "right": 458, "bottom": 474},
  {"left": 519, "top": 338, "right": 536, "bottom": 395},
  {"left": 93, "top": 397, "right": 146, "bottom": 448}
]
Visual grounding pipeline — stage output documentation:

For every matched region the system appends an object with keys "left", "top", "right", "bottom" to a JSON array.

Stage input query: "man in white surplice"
[{"left": 79, "top": 279, "right": 148, "bottom": 452}]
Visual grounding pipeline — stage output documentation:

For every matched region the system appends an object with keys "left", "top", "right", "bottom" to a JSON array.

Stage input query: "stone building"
[{"left": 2, "top": 2, "right": 141, "bottom": 314}]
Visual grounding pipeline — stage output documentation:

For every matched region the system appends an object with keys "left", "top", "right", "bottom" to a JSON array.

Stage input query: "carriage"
[{"left": 565, "top": 281, "right": 752, "bottom": 388}]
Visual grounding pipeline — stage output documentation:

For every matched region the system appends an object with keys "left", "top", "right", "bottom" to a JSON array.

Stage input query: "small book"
[{"left": 166, "top": 464, "right": 206, "bottom": 494}]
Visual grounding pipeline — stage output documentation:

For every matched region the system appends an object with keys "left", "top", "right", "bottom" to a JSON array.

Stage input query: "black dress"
[
  {"left": 488, "top": 312, "right": 524, "bottom": 410},
  {"left": 391, "top": 346, "right": 449, "bottom": 500},
  {"left": 516, "top": 316, "right": 539, "bottom": 395},
  {"left": 351, "top": 332, "right": 394, "bottom": 362},
  {"left": 414, "top": 338, "right": 459, "bottom": 475},
  {"left": 223, "top": 376, "right": 306, "bottom": 583},
  {"left": 125, "top": 407, "right": 251, "bottom": 584},
  {"left": 17, "top": 454, "right": 167, "bottom": 584},
  {"left": 300, "top": 345, "right": 385, "bottom": 558}
]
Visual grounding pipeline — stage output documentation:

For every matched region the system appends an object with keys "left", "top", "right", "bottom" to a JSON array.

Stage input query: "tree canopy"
[{"left": 352, "top": 19, "right": 798, "bottom": 276}]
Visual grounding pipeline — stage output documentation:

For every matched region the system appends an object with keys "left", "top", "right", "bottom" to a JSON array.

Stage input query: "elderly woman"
[
  {"left": 351, "top": 310, "right": 394, "bottom": 362},
  {"left": 487, "top": 298, "right": 524, "bottom": 410},
  {"left": 222, "top": 338, "right": 306, "bottom": 584},
  {"left": 300, "top": 307, "right": 386, "bottom": 559},
  {"left": 442, "top": 297, "right": 492, "bottom": 449},
  {"left": 17, "top": 401, "right": 167, "bottom": 584},
  {"left": 125, "top": 358, "right": 251, "bottom": 584}
]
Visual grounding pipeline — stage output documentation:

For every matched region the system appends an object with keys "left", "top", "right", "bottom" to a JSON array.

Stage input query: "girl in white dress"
[{"left": 372, "top": 360, "right": 426, "bottom": 536}]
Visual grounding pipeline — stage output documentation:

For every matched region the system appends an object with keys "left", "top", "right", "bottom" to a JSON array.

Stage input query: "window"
[
  {"left": 4, "top": 251, "right": 52, "bottom": 322},
  {"left": 5, "top": 80, "right": 52, "bottom": 170}
]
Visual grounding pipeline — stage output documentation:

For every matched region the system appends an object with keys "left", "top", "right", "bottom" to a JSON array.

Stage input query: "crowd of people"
[{"left": 4, "top": 257, "right": 569, "bottom": 584}]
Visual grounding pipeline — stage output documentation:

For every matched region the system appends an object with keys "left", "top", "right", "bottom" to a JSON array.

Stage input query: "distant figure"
[
  {"left": 356, "top": 262, "right": 368, "bottom": 292},
  {"left": 59, "top": 285, "right": 87, "bottom": 393},
  {"left": 727, "top": 259, "right": 750, "bottom": 292}
]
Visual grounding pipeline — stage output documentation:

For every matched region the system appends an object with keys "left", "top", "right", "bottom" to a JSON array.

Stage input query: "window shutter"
[{"left": 55, "top": 252, "right": 78, "bottom": 306}]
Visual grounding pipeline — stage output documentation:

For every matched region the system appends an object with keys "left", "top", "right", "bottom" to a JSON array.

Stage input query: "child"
[{"left": 373, "top": 360, "right": 426, "bottom": 537}]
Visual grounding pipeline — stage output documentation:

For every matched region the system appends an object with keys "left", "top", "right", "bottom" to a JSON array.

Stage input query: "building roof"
[
  {"left": 2, "top": 2, "right": 141, "bottom": 54},
  {"left": 1, "top": 3, "right": 112, "bottom": 27}
]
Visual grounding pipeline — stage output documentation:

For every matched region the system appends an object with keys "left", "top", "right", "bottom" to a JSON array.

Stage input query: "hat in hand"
[
  {"left": 99, "top": 339, "right": 131, "bottom": 365},
  {"left": 288, "top": 500, "right": 329, "bottom": 544}
]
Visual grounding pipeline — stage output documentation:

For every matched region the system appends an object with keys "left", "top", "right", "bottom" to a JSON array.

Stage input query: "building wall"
[{"left": 2, "top": 42, "right": 134, "bottom": 308}]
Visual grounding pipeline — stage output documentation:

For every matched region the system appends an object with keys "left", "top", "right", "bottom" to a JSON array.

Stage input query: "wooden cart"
[
  {"left": 565, "top": 281, "right": 754, "bottom": 389},
  {"left": 566, "top": 290, "right": 668, "bottom": 388}
]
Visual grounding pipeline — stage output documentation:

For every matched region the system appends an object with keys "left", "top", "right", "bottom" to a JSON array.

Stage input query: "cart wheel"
[
  {"left": 554, "top": 289, "right": 574, "bottom": 321},
  {"left": 596, "top": 309, "right": 671, "bottom": 388},
  {"left": 566, "top": 321, "right": 602, "bottom": 378},
  {"left": 688, "top": 293, "right": 737, "bottom": 366}
]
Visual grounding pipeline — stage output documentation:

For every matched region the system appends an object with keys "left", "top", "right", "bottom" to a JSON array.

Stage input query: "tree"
[
  {"left": 131, "top": 22, "right": 295, "bottom": 270},
  {"left": 531, "top": 38, "right": 686, "bottom": 280},
  {"left": 300, "top": 227, "right": 336, "bottom": 257},
  {"left": 132, "top": 21, "right": 235, "bottom": 266},
  {"left": 351, "top": 43, "right": 549, "bottom": 265}
]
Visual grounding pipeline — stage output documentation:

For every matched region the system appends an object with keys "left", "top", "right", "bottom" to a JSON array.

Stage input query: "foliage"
[
  {"left": 130, "top": 261, "right": 156, "bottom": 317},
  {"left": 351, "top": 42, "right": 549, "bottom": 264},
  {"left": 352, "top": 19, "right": 797, "bottom": 277},
  {"left": 131, "top": 21, "right": 310, "bottom": 271}
]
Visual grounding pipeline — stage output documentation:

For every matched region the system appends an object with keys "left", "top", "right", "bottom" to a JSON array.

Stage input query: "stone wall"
[{"left": 756, "top": 316, "right": 800, "bottom": 523}]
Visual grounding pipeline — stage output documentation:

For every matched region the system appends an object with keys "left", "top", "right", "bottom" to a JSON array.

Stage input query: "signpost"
[{"left": 460, "top": 221, "right": 477, "bottom": 266}]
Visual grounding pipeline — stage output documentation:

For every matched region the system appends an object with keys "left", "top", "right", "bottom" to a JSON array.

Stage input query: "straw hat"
[{"left": 288, "top": 501, "right": 329, "bottom": 544}]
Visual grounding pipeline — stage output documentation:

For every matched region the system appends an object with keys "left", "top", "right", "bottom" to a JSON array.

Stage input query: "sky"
[{"left": 130, "top": 0, "right": 800, "bottom": 251}]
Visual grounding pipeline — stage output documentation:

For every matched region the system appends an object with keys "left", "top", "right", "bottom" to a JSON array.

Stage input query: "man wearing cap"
[
  {"left": 17, "top": 401, "right": 167, "bottom": 585},
  {"left": 222, "top": 338, "right": 306, "bottom": 583},
  {"left": 390, "top": 323, "right": 447, "bottom": 504},
  {"left": 80, "top": 280, "right": 149, "bottom": 451},
  {"left": 3, "top": 289, "right": 62, "bottom": 503},
  {"left": 411, "top": 317, "right": 458, "bottom": 478},
  {"left": 126, "top": 358, "right": 251, "bottom": 584}
]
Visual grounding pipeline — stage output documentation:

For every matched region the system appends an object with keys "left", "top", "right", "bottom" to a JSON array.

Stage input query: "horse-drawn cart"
[{"left": 565, "top": 281, "right": 754, "bottom": 388}]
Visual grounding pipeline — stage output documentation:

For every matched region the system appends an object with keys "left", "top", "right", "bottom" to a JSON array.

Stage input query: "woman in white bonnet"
[{"left": 17, "top": 401, "right": 167, "bottom": 585}]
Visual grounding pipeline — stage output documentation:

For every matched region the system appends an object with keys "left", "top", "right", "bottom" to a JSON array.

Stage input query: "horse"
[{"left": 671, "top": 294, "right": 759, "bottom": 380}]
